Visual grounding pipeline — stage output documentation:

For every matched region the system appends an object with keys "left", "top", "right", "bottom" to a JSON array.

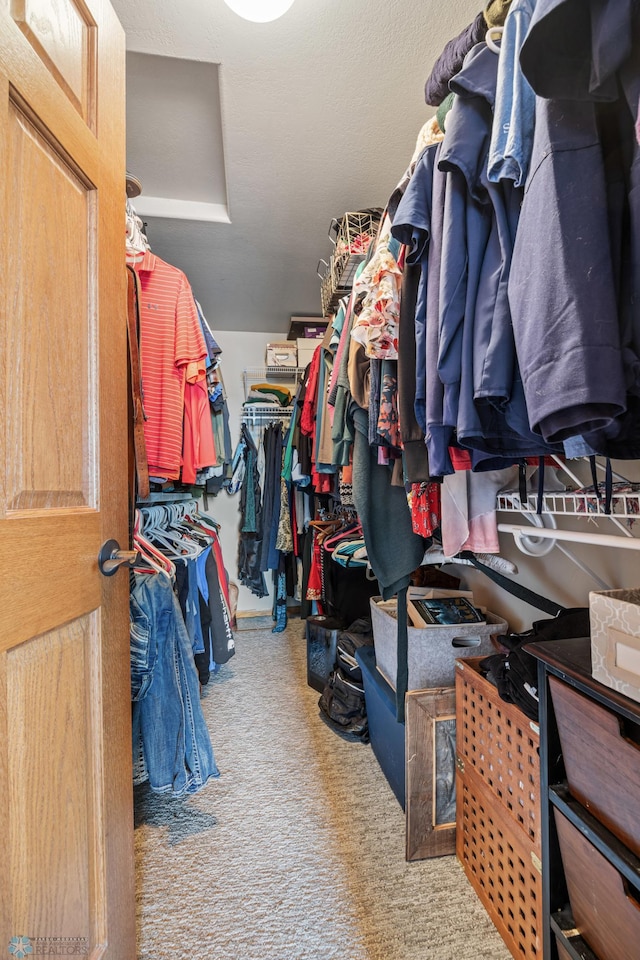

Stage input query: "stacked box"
[
  {"left": 590, "top": 587, "right": 640, "bottom": 703},
  {"left": 266, "top": 341, "right": 297, "bottom": 367},
  {"left": 297, "top": 337, "right": 323, "bottom": 368}
]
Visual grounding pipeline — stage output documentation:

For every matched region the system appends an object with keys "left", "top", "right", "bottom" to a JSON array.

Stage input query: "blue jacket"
[
  {"left": 510, "top": 0, "right": 639, "bottom": 447},
  {"left": 440, "top": 43, "right": 556, "bottom": 461}
]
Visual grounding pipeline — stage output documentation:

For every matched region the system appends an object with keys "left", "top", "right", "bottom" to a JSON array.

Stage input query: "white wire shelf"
[
  {"left": 241, "top": 403, "right": 294, "bottom": 424},
  {"left": 497, "top": 487, "right": 640, "bottom": 520},
  {"left": 242, "top": 366, "right": 305, "bottom": 400},
  {"left": 244, "top": 365, "right": 305, "bottom": 380}
]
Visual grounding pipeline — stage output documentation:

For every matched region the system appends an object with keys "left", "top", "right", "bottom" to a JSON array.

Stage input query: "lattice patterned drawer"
[
  {"left": 457, "top": 763, "right": 542, "bottom": 960},
  {"left": 456, "top": 657, "right": 540, "bottom": 848}
]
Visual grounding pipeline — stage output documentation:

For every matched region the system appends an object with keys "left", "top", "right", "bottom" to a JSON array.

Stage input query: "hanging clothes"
[
  {"left": 512, "top": 0, "right": 640, "bottom": 459},
  {"left": 131, "top": 572, "right": 219, "bottom": 797},
  {"left": 236, "top": 424, "right": 268, "bottom": 598},
  {"left": 130, "top": 251, "right": 211, "bottom": 481}
]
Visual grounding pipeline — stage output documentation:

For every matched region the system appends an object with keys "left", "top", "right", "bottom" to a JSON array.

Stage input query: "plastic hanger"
[
  {"left": 322, "top": 521, "right": 363, "bottom": 553},
  {"left": 133, "top": 510, "right": 176, "bottom": 578},
  {"left": 126, "top": 198, "right": 149, "bottom": 257},
  {"left": 140, "top": 505, "right": 200, "bottom": 561},
  {"left": 485, "top": 26, "right": 503, "bottom": 54}
]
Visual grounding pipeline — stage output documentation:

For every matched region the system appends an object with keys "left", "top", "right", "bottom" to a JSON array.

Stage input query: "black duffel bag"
[{"left": 480, "top": 607, "right": 590, "bottom": 721}]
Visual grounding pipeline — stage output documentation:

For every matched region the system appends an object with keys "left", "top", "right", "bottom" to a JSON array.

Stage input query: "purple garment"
[{"left": 424, "top": 12, "right": 486, "bottom": 106}]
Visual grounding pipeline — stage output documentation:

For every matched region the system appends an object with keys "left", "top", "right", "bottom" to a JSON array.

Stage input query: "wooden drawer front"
[
  {"left": 554, "top": 939, "right": 573, "bottom": 960},
  {"left": 554, "top": 809, "right": 640, "bottom": 960},
  {"left": 549, "top": 676, "right": 640, "bottom": 856},
  {"left": 457, "top": 763, "right": 542, "bottom": 959}
]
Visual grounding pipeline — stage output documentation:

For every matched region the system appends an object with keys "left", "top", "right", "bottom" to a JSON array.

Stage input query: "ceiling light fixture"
[{"left": 223, "top": 0, "right": 295, "bottom": 22}]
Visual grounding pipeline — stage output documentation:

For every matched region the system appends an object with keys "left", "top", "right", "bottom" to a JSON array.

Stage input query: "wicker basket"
[
  {"left": 317, "top": 209, "right": 382, "bottom": 316},
  {"left": 455, "top": 657, "right": 542, "bottom": 960}
]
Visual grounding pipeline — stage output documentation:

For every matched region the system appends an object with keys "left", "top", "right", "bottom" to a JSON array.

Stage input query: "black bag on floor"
[
  {"left": 335, "top": 617, "right": 373, "bottom": 684},
  {"left": 318, "top": 667, "right": 369, "bottom": 743}
]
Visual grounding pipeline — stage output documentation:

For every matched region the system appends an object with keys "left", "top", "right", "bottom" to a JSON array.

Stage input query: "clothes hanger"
[
  {"left": 126, "top": 195, "right": 150, "bottom": 258},
  {"left": 190, "top": 503, "right": 221, "bottom": 533},
  {"left": 152, "top": 521, "right": 203, "bottom": 560},
  {"left": 308, "top": 518, "right": 342, "bottom": 532},
  {"left": 171, "top": 502, "right": 218, "bottom": 554},
  {"left": 485, "top": 26, "right": 503, "bottom": 54},
  {"left": 133, "top": 510, "right": 176, "bottom": 578},
  {"left": 321, "top": 520, "right": 363, "bottom": 553},
  {"left": 140, "top": 505, "right": 201, "bottom": 561},
  {"left": 309, "top": 520, "right": 343, "bottom": 545}
]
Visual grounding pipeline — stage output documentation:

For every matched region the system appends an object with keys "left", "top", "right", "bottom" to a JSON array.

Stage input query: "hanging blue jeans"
[{"left": 131, "top": 572, "right": 219, "bottom": 797}]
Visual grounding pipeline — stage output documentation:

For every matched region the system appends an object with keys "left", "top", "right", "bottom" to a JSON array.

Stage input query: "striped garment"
[{"left": 131, "top": 252, "right": 207, "bottom": 479}]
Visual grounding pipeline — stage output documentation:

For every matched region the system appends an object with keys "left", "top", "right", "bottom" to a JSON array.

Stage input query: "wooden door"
[{"left": 0, "top": 1, "right": 134, "bottom": 958}]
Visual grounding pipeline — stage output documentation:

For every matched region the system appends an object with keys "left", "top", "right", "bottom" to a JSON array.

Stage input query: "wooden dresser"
[{"left": 527, "top": 637, "right": 640, "bottom": 960}]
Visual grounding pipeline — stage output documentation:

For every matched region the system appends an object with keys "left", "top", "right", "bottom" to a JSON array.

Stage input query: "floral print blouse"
[{"left": 350, "top": 227, "right": 402, "bottom": 360}]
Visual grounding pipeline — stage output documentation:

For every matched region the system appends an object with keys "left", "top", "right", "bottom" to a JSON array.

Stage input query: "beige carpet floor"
[{"left": 134, "top": 616, "right": 512, "bottom": 960}]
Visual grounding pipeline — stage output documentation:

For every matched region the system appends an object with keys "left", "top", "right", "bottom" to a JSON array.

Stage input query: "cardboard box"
[
  {"left": 266, "top": 341, "right": 297, "bottom": 367},
  {"left": 590, "top": 588, "right": 640, "bottom": 703},
  {"left": 297, "top": 337, "right": 323, "bottom": 368}
]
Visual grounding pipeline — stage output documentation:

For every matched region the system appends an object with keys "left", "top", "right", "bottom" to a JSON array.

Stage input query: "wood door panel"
[
  {"left": 0, "top": 514, "right": 101, "bottom": 652},
  {"left": 10, "top": 0, "right": 96, "bottom": 125},
  {"left": 7, "top": 613, "right": 103, "bottom": 946},
  {"left": 5, "top": 97, "right": 97, "bottom": 514},
  {"left": 0, "top": 0, "right": 134, "bottom": 954}
]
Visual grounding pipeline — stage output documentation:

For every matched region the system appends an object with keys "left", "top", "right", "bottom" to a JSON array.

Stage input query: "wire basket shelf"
[
  {"left": 318, "top": 209, "right": 382, "bottom": 316},
  {"left": 497, "top": 486, "right": 640, "bottom": 520},
  {"left": 241, "top": 403, "right": 294, "bottom": 425}
]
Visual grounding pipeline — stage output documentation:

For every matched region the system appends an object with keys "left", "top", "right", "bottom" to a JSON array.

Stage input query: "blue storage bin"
[{"left": 356, "top": 645, "right": 405, "bottom": 810}]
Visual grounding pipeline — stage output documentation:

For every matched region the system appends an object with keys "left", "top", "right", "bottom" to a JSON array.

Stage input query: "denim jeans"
[{"left": 130, "top": 572, "right": 219, "bottom": 796}]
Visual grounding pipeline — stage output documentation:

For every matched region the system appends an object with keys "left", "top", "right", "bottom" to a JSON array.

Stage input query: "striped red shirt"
[{"left": 132, "top": 252, "right": 207, "bottom": 479}]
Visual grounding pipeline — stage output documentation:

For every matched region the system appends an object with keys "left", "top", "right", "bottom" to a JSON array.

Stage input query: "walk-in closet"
[{"left": 1, "top": 1, "right": 640, "bottom": 958}]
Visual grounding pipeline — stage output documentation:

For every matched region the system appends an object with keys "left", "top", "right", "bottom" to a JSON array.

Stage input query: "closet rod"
[{"left": 498, "top": 523, "right": 640, "bottom": 552}]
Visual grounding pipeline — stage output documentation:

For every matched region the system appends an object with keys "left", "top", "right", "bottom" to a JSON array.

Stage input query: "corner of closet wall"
[{"left": 213, "top": 328, "right": 288, "bottom": 616}]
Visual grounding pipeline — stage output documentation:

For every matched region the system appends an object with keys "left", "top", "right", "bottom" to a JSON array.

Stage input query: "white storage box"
[
  {"left": 590, "top": 588, "right": 640, "bottom": 703},
  {"left": 371, "top": 596, "right": 508, "bottom": 691},
  {"left": 297, "top": 337, "right": 323, "bottom": 368},
  {"left": 266, "top": 341, "right": 297, "bottom": 367}
]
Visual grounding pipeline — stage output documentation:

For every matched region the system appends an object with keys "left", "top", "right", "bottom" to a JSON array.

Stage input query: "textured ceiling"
[{"left": 112, "top": 0, "right": 483, "bottom": 333}]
